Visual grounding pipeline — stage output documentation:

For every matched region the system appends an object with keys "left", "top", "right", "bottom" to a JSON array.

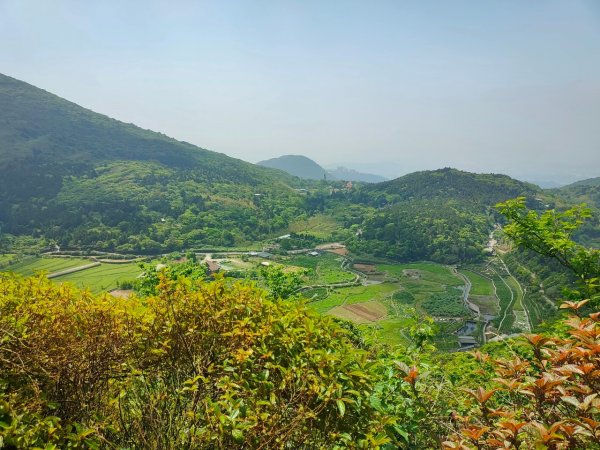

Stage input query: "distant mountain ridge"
[
  {"left": 257, "top": 155, "right": 329, "bottom": 180},
  {"left": 561, "top": 176, "right": 600, "bottom": 189},
  {"left": 327, "top": 166, "right": 388, "bottom": 183},
  {"left": 258, "top": 154, "right": 387, "bottom": 182}
]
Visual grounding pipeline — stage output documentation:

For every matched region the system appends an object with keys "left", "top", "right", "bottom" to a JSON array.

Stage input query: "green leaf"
[{"left": 232, "top": 429, "right": 244, "bottom": 442}]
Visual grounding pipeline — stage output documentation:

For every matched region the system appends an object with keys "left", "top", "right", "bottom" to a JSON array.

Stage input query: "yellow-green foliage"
[{"left": 0, "top": 274, "right": 389, "bottom": 449}]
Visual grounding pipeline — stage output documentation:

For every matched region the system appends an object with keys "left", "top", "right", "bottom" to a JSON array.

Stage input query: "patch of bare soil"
[
  {"left": 343, "top": 302, "right": 386, "bottom": 321},
  {"left": 353, "top": 263, "right": 377, "bottom": 273},
  {"left": 402, "top": 269, "right": 421, "bottom": 279},
  {"left": 109, "top": 289, "right": 134, "bottom": 298}
]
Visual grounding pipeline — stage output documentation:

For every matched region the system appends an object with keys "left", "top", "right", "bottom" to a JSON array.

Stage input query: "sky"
[{"left": 1, "top": 0, "right": 599, "bottom": 185}]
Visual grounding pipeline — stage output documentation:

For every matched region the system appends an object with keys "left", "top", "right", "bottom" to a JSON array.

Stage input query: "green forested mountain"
[
  {"left": 327, "top": 166, "right": 388, "bottom": 183},
  {"left": 554, "top": 178, "right": 600, "bottom": 247},
  {"left": 0, "top": 74, "right": 308, "bottom": 252},
  {"left": 347, "top": 168, "right": 539, "bottom": 262},
  {"left": 257, "top": 154, "right": 330, "bottom": 180},
  {"left": 1, "top": 73, "right": 588, "bottom": 261},
  {"left": 561, "top": 176, "right": 600, "bottom": 189}
]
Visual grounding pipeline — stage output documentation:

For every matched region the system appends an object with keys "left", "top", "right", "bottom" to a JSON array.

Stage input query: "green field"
[
  {"left": 0, "top": 254, "right": 15, "bottom": 263},
  {"left": 460, "top": 269, "right": 494, "bottom": 296},
  {"left": 287, "top": 253, "right": 355, "bottom": 285},
  {"left": 308, "top": 283, "right": 397, "bottom": 314},
  {"left": 0, "top": 254, "right": 17, "bottom": 267},
  {"left": 1, "top": 256, "right": 142, "bottom": 295},
  {"left": 378, "top": 262, "right": 463, "bottom": 287},
  {"left": 3, "top": 257, "right": 92, "bottom": 277},
  {"left": 303, "top": 261, "right": 469, "bottom": 350},
  {"left": 288, "top": 214, "right": 342, "bottom": 239},
  {"left": 53, "top": 262, "right": 142, "bottom": 294},
  {"left": 375, "top": 317, "right": 414, "bottom": 346}
]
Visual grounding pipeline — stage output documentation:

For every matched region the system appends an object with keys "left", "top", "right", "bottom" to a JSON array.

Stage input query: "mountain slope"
[
  {"left": 0, "top": 74, "right": 305, "bottom": 252},
  {"left": 257, "top": 155, "right": 330, "bottom": 180},
  {"left": 561, "top": 176, "right": 600, "bottom": 189},
  {"left": 348, "top": 168, "right": 540, "bottom": 262},
  {"left": 554, "top": 176, "right": 600, "bottom": 248},
  {"left": 327, "top": 166, "right": 387, "bottom": 183}
]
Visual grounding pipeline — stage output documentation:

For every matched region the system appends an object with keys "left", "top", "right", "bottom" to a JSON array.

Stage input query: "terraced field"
[
  {"left": 1, "top": 256, "right": 142, "bottom": 295},
  {"left": 53, "top": 262, "right": 142, "bottom": 294},
  {"left": 460, "top": 269, "right": 499, "bottom": 317},
  {"left": 306, "top": 262, "right": 469, "bottom": 349},
  {"left": 3, "top": 256, "right": 92, "bottom": 276},
  {"left": 309, "top": 283, "right": 397, "bottom": 314},
  {"left": 286, "top": 253, "right": 355, "bottom": 285}
]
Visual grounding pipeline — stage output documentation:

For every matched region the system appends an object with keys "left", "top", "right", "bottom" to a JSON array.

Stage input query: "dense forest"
[{"left": 344, "top": 169, "right": 539, "bottom": 263}]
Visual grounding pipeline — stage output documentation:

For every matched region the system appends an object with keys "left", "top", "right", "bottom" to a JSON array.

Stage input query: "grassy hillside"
[{"left": 0, "top": 74, "right": 309, "bottom": 252}]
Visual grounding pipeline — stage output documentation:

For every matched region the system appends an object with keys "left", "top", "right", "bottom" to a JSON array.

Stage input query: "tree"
[
  {"left": 259, "top": 265, "right": 304, "bottom": 300},
  {"left": 496, "top": 197, "right": 600, "bottom": 305},
  {"left": 441, "top": 199, "right": 600, "bottom": 449}
]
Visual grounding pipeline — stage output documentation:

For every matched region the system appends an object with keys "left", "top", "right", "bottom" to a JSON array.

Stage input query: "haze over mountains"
[
  {"left": 3, "top": 3, "right": 600, "bottom": 448},
  {"left": 0, "top": 73, "right": 598, "bottom": 256},
  {"left": 257, "top": 155, "right": 387, "bottom": 182}
]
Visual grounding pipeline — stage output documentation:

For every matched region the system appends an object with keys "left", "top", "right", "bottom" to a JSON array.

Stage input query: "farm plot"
[
  {"left": 468, "top": 295, "right": 500, "bottom": 316},
  {"left": 3, "top": 257, "right": 92, "bottom": 277},
  {"left": 460, "top": 269, "right": 494, "bottom": 296},
  {"left": 287, "top": 214, "right": 343, "bottom": 239},
  {"left": 378, "top": 262, "right": 463, "bottom": 288},
  {"left": 328, "top": 301, "right": 388, "bottom": 324},
  {"left": 308, "top": 283, "right": 397, "bottom": 314},
  {"left": 306, "top": 261, "right": 470, "bottom": 349},
  {"left": 0, "top": 254, "right": 16, "bottom": 266},
  {"left": 286, "top": 253, "right": 355, "bottom": 285}
]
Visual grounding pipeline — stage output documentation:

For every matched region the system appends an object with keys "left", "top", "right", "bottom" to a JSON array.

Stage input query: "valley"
[
  {"left": 2, "top": 3, "right": 600, "bottom": 446},
  {"left": 0, "top": 230, "right": 537, "bottom": 352},
  {"left": 0, "top": 74, "right": 584, "bottom": 356}
]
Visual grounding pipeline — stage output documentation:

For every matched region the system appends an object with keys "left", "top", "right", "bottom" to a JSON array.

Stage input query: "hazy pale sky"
[{"left": 1, "top": 0, "right": 599, "bottom": 184}]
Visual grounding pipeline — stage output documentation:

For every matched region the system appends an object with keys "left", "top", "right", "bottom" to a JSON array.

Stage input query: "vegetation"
[
  {"left": 0, "top": 74, "right": 314, "bottom": 254},
  {"left": 460, "top": 270, "right": 494, "bottom": 296},
  {"left": 3, "top": 73, "right": 600, "bottom": 448},
  {"left": 0, "top": 274, "right": 391, "bottom": 449},
  {"left": 421, "top": 290, "right": 467, "bottom": 318},
  {"left": 0, "top": 199, "right": 599, "bottom": 449},
  {"left": 287, "top": 253, "right": 355, "bottom": 285},
  {"left": 1, "top": 256, "right": 91, "bottom": 277},
  {"left": 347, "top": 168, "right": 538, "bottom": 263},
  {"left": 497, "top": 197, "right": 600, "bottom": 307}
]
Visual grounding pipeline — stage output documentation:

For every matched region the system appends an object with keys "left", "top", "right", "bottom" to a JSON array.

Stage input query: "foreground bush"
[
  {"left": 443, "top": 304, "right": 600, "bottom": 449},
  {"left": 0, "top": 274, "right": 389, "bottom": 449}
]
